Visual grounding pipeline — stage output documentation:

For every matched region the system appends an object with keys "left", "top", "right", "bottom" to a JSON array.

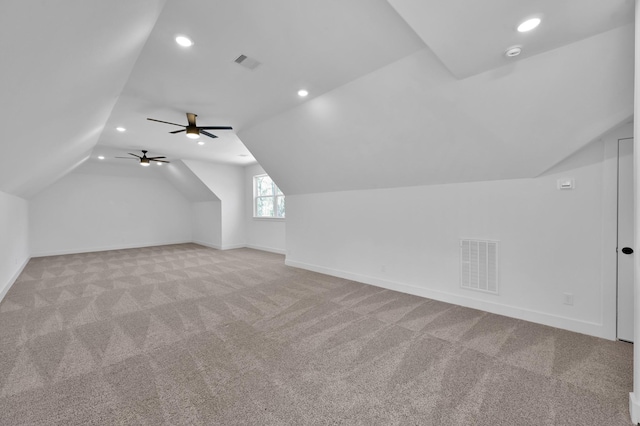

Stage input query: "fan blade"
[
  {"left": 200, "top": 130, "right": 218, "bottom": 139},
  {"left": 147, "top": 156, "right": 166, "bottom": 160},
  {"left": 115, "top": 157, "right": 138, "bottom": 160},
  {"left": 170, "top": 129, "right": 186, "bottom": 134},
  {"left": 198, "top": 126, "right": 233, "bottom": 130},
  {"left": 147, "top": 118, "right": 185, "bottom": 127},
  {"left": 186, "top": 113, "right": 197, "bottom": 127},
  {"left": 154, "top": 160, "right": 170, "bottom": 163},
  {"left": 128, "top": 153, "right": 142, "bottom": 158}
]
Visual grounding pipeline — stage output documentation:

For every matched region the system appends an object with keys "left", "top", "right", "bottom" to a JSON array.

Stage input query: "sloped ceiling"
[
  {"left": 85, "top": 145, "right": 218, "bottom": 202},
  {"left": 386, "top": 0, "right": 634, "bottom": 78},
  {"left": 239, "top": 24, "right": 633, "bottom": 195},
  {"left": 0, "top": 0, "right": 166, "bottom": 198},
  {"left": 0, "top": 0, "right": 634, "bottom": 199}
]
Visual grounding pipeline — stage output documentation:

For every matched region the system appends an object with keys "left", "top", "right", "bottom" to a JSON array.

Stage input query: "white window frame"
[{"left": 253, "top": 174, "right": 285, "bottom": 219}]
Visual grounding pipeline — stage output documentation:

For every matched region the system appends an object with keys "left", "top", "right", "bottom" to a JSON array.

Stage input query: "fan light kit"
[
  {"left": 298, "top": 89, "right": 309, "bottom": 97},
  {"left": 175, "top": 35, "right": 193, "bottom": 47},
  {"left": 517, "top": 18, "right": 541, "bottom": 32},
  {"left": 116, "top": 150, "right": 170, "bottom": 166},
  {"left": 186, "top": 128, "right": 200, "bottom": 139},
  {"left": 147, "top": 112, "right": 232, "bottom": 140},
  {"left": 116, "top": 127, "right": 126, "bottom": 132}
]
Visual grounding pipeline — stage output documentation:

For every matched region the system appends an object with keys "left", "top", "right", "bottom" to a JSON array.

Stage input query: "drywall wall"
[
  {"left": 244, "top": 164, "right": 286, "bottom": 254},
  {"left": 192, "top": 201, "right": 222, "bottom": 249},
  {"left": 29, "top": 161, "right": 193, "bottom": 256},
  {"left": 0, "top": 191, "right": 29, "bottom": 299},
  {"left": 159, "top": 160, "right": 220, "bottom": 203},
  {"left": 286, "top": 127, "right": 628, "bottom": 339},
  {"left": 183, "top": 160, "right": 246, "bottom": 249}
]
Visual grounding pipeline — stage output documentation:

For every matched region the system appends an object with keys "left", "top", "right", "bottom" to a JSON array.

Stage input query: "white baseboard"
[
  {"left": 192, "top": 241, "right": 222, "bottom": 250},
  {"left": 194, "top": 241, "right": 286, "bottom": 255},
  {"left": 31, "top": 240, "right": 193, "bottom": 258},
  {"left": 246, "top": 244, "right": 286, "bottom": 255},
  {"left": 285, "top": 259, "right": 610, "bottom": 339},
  {"left": 0, "top": 256, "right": 31, "bottom": 303},
  {"left": 220, "top": 243, "right": 247, "bottom": 250},
  {"left": 630, "top": 393, "right": 640, "bottom": 424}
]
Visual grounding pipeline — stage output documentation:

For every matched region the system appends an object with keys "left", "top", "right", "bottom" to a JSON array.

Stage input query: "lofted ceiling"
[
  {"left": 386, "top": 0, "right": 634, "bottom": 78},
  {"left": 0, "top": 0, "right": 634, "bottom": 198}
]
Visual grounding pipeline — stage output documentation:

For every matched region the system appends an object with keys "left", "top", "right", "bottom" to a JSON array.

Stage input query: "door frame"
[{"left": 616, "top": 136, "right": 634, "bottom": 342}]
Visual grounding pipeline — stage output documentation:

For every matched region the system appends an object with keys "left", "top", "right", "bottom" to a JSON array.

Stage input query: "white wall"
[
  {"left": 183, "top": 160, "right": 246, "bottom": 249},
  {"left": 0, "top": 191, "right": 29, "bottom": 298},
  {"left": 192, "top": 201, "right": 222, "bottom": 249},
  {"left": 286, "top": 125, "right": 631, "bottom": 339},
  {"left": 244, "top": 164, "right": 286, "bottom": 254},
  {"left": 29, "top": 162, "right": 193, "bottom": 256}
]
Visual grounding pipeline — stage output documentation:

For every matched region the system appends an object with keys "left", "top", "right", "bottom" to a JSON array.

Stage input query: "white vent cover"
[
  {"left": 460, "top": 239, "right": 499, "bottom": 294},
  {"left": 234, "top": 54, "right": 261, "bottom": 70}
]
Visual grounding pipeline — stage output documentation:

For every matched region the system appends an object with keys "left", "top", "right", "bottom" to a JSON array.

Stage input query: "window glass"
[{"left": 254, "top": 174, "right": 285, "bottom": 218}]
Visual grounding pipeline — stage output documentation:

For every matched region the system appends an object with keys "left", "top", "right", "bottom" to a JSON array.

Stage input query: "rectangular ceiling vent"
[
  {"left": 460, "top": 239, "right": 499, "bottom": 294},
  {"left": 234, "top": 54, "right": 261, "bottom": 70}
]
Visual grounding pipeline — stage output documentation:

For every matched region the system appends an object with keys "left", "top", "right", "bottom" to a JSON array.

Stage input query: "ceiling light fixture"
[
  {"left": 186, "top": 127, "right": 200, "bottom": 139},
  {"left": 517, "top": 18, "right": 541, "bottom": 32},
  {"left": 140, "top": 158, "right": 150, "bottom": 167},
  {"left": 116, "top": 127, "right": 126, "bottom": 132},
  {"left": 175, "top": 35, "right": 193, "bottom": 47},
  {"left": 98, "top": 156, "right": 105, "bottom": 160},
  {"left": 298, "top": 89, "right": 309, "bottom": 97},
  {"left": 504, "top": 46, "right": 522, "bottom": 57}
]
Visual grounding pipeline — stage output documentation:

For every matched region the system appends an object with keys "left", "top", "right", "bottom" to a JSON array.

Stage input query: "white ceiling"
[
  {"left": 97, "top": 0, "right": 424, "bottom": 168},
  {"left": 387, "top": 0, "right": 634, "bottom": 78},
  {"left": 0, "top": 0, "right": 634, "bottom": 198},
  {"left": 240, "top": 24, "right": 634, "bottom": 195}
]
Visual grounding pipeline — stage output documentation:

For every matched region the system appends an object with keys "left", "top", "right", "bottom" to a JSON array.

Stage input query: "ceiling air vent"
[
  {"left": 234, "top": 54, "right": 261, "bottom": 70},
  {"left": 460, "top": 239, "right": 499, "bottom": 294}
]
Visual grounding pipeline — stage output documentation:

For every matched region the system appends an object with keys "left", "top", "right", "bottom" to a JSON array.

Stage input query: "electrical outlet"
[{"left": 563, "top": 292, "right": 573, "bottom": 306}]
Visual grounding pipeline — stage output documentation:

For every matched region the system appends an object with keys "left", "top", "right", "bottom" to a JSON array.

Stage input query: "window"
[{"left": 254, "top": 174, "right": 285, "bottom": 218}]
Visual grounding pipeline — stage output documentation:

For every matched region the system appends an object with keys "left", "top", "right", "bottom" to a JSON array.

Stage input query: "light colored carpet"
[{"left": 0, "top": 243, "right": 632, "bottom": 425}]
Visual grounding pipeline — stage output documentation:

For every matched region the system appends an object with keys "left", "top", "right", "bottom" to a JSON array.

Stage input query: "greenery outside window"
[{"left": 254, "top": 174, "right": 285, "bottom": 218}]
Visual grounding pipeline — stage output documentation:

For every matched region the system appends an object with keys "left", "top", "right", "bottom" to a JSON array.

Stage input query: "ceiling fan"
[
  {"left": 147, "top": 112, "right": 232, "bottom": 139},
  {"left": 116, "top": 150, "right": 169, "bottom": 167}
]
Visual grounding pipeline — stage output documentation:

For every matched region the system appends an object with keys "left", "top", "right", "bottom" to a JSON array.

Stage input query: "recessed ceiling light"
[
  {"left": 156, "top": 162, "right": 162, "bottom": 166},
  {"left": 517, "top": 18, "right": 541, "bottom": 32},
  {"left": 298, "top": 89, "right": 309, "bottom": 97},
  {"left": 504, "top": 46, "right": 522, "bottom": 57},
  {"left": 98, "top": 156, "right": 105, "bottom": 160},
  {"left": 197, "top": 141, "right": 205, "bottom": 145},
  {"left": 175, "top": 35, "right": 193, "bottom": 47},
  {"left": 116, "top": 127, "right": 126, "bottom": 132}
]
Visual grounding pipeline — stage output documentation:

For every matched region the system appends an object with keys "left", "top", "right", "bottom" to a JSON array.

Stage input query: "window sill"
[{"left": 253, "top": 217, "right": 286, "bottom": 222}]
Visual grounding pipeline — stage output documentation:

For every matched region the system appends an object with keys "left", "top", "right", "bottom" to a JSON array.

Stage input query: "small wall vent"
[
  {"left": 460, "top": 239, "right": 499, "bottom": 294},
  {"left": 233, "top": 54, "right": 261, "bottom": 70}
]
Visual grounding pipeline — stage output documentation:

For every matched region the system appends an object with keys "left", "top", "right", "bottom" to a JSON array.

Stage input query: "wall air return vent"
[
  {"left": 460, "top": 239, "right": 499, "bottom": 294},
  {"left": 234, "top": 54, "right": 261, "bottom": 70}
]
